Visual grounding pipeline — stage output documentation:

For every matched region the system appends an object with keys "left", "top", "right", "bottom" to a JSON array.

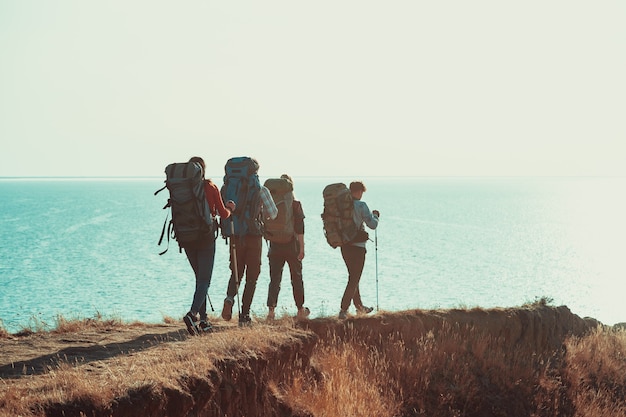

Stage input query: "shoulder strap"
[
  {"left": 158, "top": 212, "right": 172, "bottom": 255},
  {"left": 154, "top": 184, "right": 167, "bottom": 196}
]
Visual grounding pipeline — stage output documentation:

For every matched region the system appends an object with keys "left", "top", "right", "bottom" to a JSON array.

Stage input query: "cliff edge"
[{"left": 0, "top": 304, "right": 604, "bottom": 417}]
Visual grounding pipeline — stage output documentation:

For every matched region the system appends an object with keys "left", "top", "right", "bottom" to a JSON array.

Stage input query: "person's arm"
[
  {"left": 358, "top": 201, "right": 379, "bottom": 230},
  {"left": 296, "top": 233, "right": 305, "bottom": 261},
  {"left": 205, "top": 180, "right": 234, "bottom": 219},
  {"left": 260, "top": 186, "right": 278, "bottom": 220},
  {"left": 294, "top": 200, "right": 305, "bottom": 260}
]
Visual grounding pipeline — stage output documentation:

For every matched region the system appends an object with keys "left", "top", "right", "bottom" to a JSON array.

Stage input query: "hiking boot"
[
  {"left": 198, "top": 320, "right": 213, "bottom": 333},
  {"left": 357, "top": 305, "right": 374, "bottom": 315},
  {"left": 183, "top": 311, "right": 199, "bottom": 336},
  {"left": 267, "top": 307, "right": 275, "bottom": 321},
  {"left": 338, "top": 310, "right": 348, "bottom": 320},
  {"left": 238, "top": 313, "right": 252, "bottom": 326},
  {"left": 297, "top": 307, "right": 310, "bottom": 320},
  {"left": 221, "top": 297, "right": 234, "bottom": 321}
]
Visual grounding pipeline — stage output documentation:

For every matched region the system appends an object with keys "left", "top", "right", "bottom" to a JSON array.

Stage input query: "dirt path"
[{"left": 0, "top": 322, "right": 191, "bottom": 379}]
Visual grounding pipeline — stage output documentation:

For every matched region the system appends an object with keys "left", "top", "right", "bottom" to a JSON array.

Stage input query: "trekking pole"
[
  {"left": 374, "top": 228, "right": 379, "bottom": 311},
  {"left": 230, "top": 222, "right": 242, "bottom": 317},
  {"left": 207, "top": 218, "right": 217, "bottom": 312}
]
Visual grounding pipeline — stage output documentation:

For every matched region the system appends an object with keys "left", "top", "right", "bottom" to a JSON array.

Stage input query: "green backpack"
[
  {"left": 321, "top": 183, "right": 358, "bottom": 248},
  {"left": 263, "top": 177, "right": 295, "bottom": 243}
]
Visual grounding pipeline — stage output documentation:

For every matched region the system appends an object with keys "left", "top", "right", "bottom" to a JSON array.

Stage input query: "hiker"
[
  {"left": 183, "top": 156, "right": 236, "bottom": 334},
  {"left": 264, "top": 174, "right": 309, "bottom": 320},
  {"left": 338, "top": 181, "right": 380, "bottom": 320},
  {"left": 220, "top": 157, "right": 278, "bottom": 325}
]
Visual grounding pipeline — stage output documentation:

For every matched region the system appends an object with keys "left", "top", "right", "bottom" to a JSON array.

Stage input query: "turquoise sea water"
[{"left": 1, "top": 177, "right": 625, "bottom": 333}]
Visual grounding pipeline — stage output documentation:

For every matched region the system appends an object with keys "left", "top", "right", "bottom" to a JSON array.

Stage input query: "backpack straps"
[
  {"left": 154, "top": 184, "right": 167, "bottom": 196},
  {"left": 158, "top": 212, "right": 170, "bottom": 255}
]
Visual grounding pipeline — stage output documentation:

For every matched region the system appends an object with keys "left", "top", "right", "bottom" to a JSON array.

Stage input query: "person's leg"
[
  {"left": 186, "top": 243, "right": 216, "bottom": 316},
  {"left": 350, "top": 249, "right": 373, "bottom": 313},
  {"left": 351, "top": 249, "right": 370, "bottom": 310},
  {"left": 352, "top": 286, "right": 363, "bottom": 309},
  {"left": 223, "top": 236, "right": 246, "bottom": 321},
  {"left": 192, "top": 243, "right": 216, "bottom": 320},
  {"left": 267, "top": 251, "right": 286, "bottom": 309},
  {"left": 183, "top": 247, "right": 201, "bottom": 333},
  {"left": 287, "top": 252, "right": 309, "bottom": 319},
  {"left": 240, "top": 235, "right": 262, "bottom": 317},
  {"left": 340, "top": 245, "right": 366, "bottom": 312},
  {"left": 226, "top": 236, "right": 246, "bottom": 299},
  {"left": 185, "top": 247, "right": 200, "bottom": 296},
  {"left": 266, "top": 250, "right": 285, "bottom": 319},
  {"left": 285, "top": 251, "right": 304, "bottom": 309},
  {"left": 184, "top": 242, "right": 215, "bottom": 333}
]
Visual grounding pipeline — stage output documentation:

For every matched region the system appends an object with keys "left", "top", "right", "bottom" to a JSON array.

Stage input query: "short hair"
[
  {"left": 349, "top": 181, "right": 366, "bottom": 192},
  {"left": 281, "top": 174, "right": 293, "bottom": 184}
]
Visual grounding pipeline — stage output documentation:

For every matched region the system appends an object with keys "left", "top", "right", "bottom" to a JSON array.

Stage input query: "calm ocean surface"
[{"left": 1, "top": 177, "right": 625, "bottom": 333}]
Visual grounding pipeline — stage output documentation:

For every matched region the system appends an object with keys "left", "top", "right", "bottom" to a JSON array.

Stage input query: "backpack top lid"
[
  {"left": 264, "top": 177, "right": 293, "bottom": 195},
  {"left": 223, "top": 156, "right": 259, "bottom": 178},
  {"left": 165, "top": 161, "right": 203, "bottom": 182}
]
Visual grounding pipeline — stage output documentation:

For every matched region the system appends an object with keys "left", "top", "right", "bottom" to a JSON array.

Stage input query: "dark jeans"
[
  {"left": 184, "top": 240, "right": 216, "bottom": 320},
  {"left": 267, "top": 240, "right": 304, "bottom": 308},
  {"left": 226, "top": 235, "right": 262, "bottom": 316},
  {"left": 340, "top": 245, "right": 367, "bottom": 311}
]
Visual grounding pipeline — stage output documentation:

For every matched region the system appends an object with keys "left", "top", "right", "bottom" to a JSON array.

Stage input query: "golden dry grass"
[
  {"left": 279, "top": 322, "right": 626, "bottom": 417},
  {"left": 0, "top": 319, "right": 311, "bottom": 417},
  {"left": 0, "top": 313, "right": 132, "bottom": 338},
  {"left": 560, "top": 327, "right": 626, "bottom": 417},
  {"left": 2, "top": 311, "right": 625, "bottom": 417},
  {"left": 280, "top": 322, "right": 543, "bottom": 416}
]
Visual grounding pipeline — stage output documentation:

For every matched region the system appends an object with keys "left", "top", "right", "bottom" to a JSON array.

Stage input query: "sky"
[{"left": 1, "top": 1, "right": 624, "bottom": 178}]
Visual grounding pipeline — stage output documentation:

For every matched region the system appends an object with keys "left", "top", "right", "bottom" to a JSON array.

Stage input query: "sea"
[{"left": 1, "top": 177, "right": 625, "bottom": 334}]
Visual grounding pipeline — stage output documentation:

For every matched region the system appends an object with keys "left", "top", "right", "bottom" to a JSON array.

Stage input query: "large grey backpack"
[{"left": 155, "top": 162, "right": 214, "bottom": 254}]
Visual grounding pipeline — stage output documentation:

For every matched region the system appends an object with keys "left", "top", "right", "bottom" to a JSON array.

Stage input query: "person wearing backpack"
[
  {"left": 338, "top": 181, "right": 380, "bottom": 320},
  {"left": 182, "top": 156, "right": 236, "bottom": 335},
  {"left": 220, "top": 157, "right": 278, "bottom": 325},
  {"left": 264, "top": 174, "right": 309, "bottom": 321}
]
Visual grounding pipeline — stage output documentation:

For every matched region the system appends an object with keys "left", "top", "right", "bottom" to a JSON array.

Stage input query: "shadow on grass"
[{"left": 0, "top": 330, "right": 188, "bottom": 379}]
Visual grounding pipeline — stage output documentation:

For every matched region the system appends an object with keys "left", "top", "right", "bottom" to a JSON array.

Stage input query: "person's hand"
[
  {"left": 373, "top": 210, "right": 380, "bottom": 218},
  {"left": 297, "top": 249, "right": 305, "bottom": 261},
  {"left": 226, "top": 200, "right": 236, "bottom": 211}
]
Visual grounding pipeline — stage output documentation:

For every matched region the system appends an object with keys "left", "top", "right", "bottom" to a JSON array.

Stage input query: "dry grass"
[
  {"left": 279, "top": 334, "right": 400, "bottom": 417},
  {"left": 280, "top": 323, "right": 626, "bottom": 417},
  {"left": 1, "top": 336, "right": 210, "bottom": 416},
  {"left": 0, "top": 319, "right": 309, "bottom": 417},
  {"left": 1, "top": 313, "right": 132, "bottom": 338},
  {"left": 2, "top": 313, "right": 626, "bottom": 417},
  {"left": 281, "top": 322, "right": 542, "bottom": 416},
  {"left": 560, "top": 327, "right": 626, "bottom": 417}
]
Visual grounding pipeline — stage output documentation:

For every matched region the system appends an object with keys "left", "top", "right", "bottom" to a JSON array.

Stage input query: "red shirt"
[{"left": 205, "top": 179, "right": 231, "bottom": 219}]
